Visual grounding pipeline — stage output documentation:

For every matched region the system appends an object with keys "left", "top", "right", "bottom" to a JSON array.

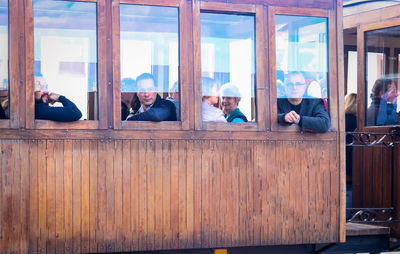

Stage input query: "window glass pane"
[
  {"left": 120, "top": 5, "right": 179, "bottom": 122},
  {"left": 365, "top": 26, "right": 400, "bottom": 126},
  {"left": 200, "top": 12, "right": 255, "bottom": 123},
  {"left": 275, "top": 15, "right": 330, "bottom": 133},
  {"left": 0, "top": 0, "right": 8, "bottom": 120},
  {"left": 347, "top": 51, "right": 357, "bottom": 95},
  {"left": 34, "top": 0, "right": 97, "bottom": 120}
]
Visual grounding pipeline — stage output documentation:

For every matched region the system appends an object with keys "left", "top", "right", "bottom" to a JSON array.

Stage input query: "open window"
[
  {"left": 269, "top": 6, "right": 335, "bottom": 132},
  {"left": 193, "top": 2, "right": 265, "bottom": 131},
  {"left": 26, "top": 0, "right": 107, "bottom": 129},
  {"left": 114, "top": 0, "right": 190, "bottom": 131},
  {"left": 363, "top": 26, "right": 400, "bottom": 127}
]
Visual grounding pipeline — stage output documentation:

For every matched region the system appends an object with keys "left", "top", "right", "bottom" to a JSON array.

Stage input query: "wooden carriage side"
[{"left": 0, "top": 0, "right": 345, "bottom": 253}]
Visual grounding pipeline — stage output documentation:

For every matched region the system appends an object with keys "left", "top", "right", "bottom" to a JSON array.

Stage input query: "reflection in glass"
[
  {"left": 34, "top": 0, "right": 97, "bottom": 120},
  {"left": 120, "top": 5, "right": 179, "bottom": 120},
  {"left": 275, "top": 15, "right": 328, "bottom": 100},
  {"left": 365, "top": 26, "right": 400, "bottom": 126},
  {"left": 275, "top": 15, "right": 330, "bottom": 133},
  {"left": 200, "top": 12, "right": 255, "bottom": 122},
  {"left": 0, "top": 0, "right": 8, "bottom": 119}
]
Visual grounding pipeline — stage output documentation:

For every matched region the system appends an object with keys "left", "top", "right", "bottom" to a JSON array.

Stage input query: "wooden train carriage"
[
  {"left": 343, "top": 0, "right": 400, "bottom": 238},
  {"left": 0, "top": 0, "right": 345, "bottom": 253}
]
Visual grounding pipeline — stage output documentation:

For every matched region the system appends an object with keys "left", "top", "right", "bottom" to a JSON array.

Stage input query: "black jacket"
[
  {"left": 277, "top": 98, "right": 330, "bottom": 133},
  {"left": 35, "top": 96, "right": 82, "bottom": 122},
  {"left": 126, "top": 94, "right": 177, "bottom": 121}
]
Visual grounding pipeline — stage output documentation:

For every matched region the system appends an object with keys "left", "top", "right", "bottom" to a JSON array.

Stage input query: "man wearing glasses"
[
  {"left": 277, "top": 71, "right": 330, "bottom": 133},
  {"left": 126, "top": 73, "right": 177, "bottom": 121}
]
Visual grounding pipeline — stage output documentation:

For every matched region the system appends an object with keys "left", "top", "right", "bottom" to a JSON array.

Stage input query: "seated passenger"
[
  {"left": 166, "top": 81, "right": 180, "bottom": 120},
  {"left": 366, "top": 78, "right": 399, "bottom": 126},
  {"left": 202, "top": 77, "right": 226, "bottom": 122},
  {"left": 126, "top": 73, "right": 176, "bottom": 121},
  {"left": 277, "top": 71, "right": 330, "bottom": 133},
  {"left": 220, "top": 83, "right": 248, "bottom": 123},
  {"left": 34, "top": 76, "right": 82, "bottom": 122},
  {"left": 121, "top": 78, "right": 139, "bottom": 120},
  {"left": 0, "top": 100, "right": 6, "bottom": 119}
]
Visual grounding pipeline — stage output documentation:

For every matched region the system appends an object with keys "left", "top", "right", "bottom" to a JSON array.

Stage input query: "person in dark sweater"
[
  {"left": 126, "top": 73, "right": 176, "bottom": 121},
  {"left": 366, "top": 78, "right": 398, "bottom": 126},
  {"left": 35, "top": 91, "right": 82, "bottom": 121},
  {"left": 277, "top": 71, "right": 330, "bottom": 133}
]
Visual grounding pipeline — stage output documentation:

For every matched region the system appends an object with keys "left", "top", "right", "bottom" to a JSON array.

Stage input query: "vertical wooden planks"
[
  {"left": 28, "top": 140, "right": 38, "bottom": 254},
  {"left": 96, "top": 140, "right": 107, "bottom": 252},
  {"left": 46, "top": 140, "right": 56, "bottom": 253},
  {"left": 89, "top": 140, "right": 98, "bottom": 253},
  {"left": 130, "top": 140, "right": 140, "bottom": 251},
  {"left": 72, "top": 140, "right": 82, "bottom": 253},
  {"left": 20, "top": 140, "right": 30, "bottom": 254},
  {"left": 55, "top": 141, "right": 65, "bottom": 254},
  {"left": 154, "top": 140, "right": 164, "bottom": 250},
  {"left": 266, "top": 141, "right": 277, "bottom": 245},
  {"left": 162, "top": 140, "right": 172, "bottom": 250},
  {"left": 231, "top": 140, "right": 240, "bottom": 246},
  {"left": 64, "top": 140, "right": 73, "bottom": 253},
  {"left": 193, "top": 140, "right": 202, "bottom": 248},
  {"left": 170, "top": 140, "right": 179, "bottom": 249},
  {"left": 138, "top": 140, "right": 147, "bottom": 250},
  {"left": 253, "top": 140, "right": 263, "bottom": 246},
  {"left": 81, "top": 140, "right": 90, "bottom": 253},
  {"left": 186, "top": 140, "right": 195, "bottom": 248},
  {"left": 146, "top": 140, "right": 155, "bottom": 250},
  {"left": 114, "top": 140, "right": 123, "bottom": 252},
  {"left": 121, "top": 140, "right": 132, "bottom": 251},
  {"left": 37, "top": 140, "right": 47, "bottom": 254},
  {"left": 178, "top": 140, "right": 188, "bottom": 248},
  {"left": 200, "top": 141, "right": 210, "bottom": 248},
  {"left": 105, "top": 140, "right": 115, "bottom": 252}
]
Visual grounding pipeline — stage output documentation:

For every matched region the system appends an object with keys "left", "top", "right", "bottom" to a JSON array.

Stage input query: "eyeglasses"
[
  {"left": 137, "top": 87, "right": 156, "bottom": 93},
  {"left": 286, "top": 82, "right": 306, "bottom": 88}
]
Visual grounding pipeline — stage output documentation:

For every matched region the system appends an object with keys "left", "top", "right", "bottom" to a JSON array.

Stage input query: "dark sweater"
[
  {"left": 277, "top": 98, "right": 330, "bottom": 133},
  {"left": 126, "top": 94, "right": 177, "bottom": 121},
  {"left": 35, "top": 96, "right": 82, "bottom": 121}
]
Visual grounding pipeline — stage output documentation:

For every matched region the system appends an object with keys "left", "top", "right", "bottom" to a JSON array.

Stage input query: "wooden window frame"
[
  {"left": 192, "top": 1, "right": 267, "bottom": 132},
  {"left": 25, "top": 0, "right": 108, "bottom": 130},
  {"left": 0, "top": 0, "right": 19, "bottom": 129},
  {"left": 357, "top": 17, "right": 400, "bottom": 132},
  {"left": 113, "top": 0, "right": 192, "bottom": 131},
  {"left": 268, "top": 6, "right": 338, "bottom": 133}
]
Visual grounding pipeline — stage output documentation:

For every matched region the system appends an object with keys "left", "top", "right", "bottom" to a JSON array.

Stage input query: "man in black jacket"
[
  {"left": 277, "top": 71, "right": 330, "bottom": 133},
  {"left": 126, "top": 73, "right": 176, "bottom": 121},
  {"left": 34, "top": 76, "right": 82, "bottom": 121},
  {"left": 35, "top": 91, "right": 82, "bottom": 121}
]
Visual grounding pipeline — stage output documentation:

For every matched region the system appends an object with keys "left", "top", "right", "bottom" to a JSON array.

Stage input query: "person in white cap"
[{"left": 220, "top": 83, "right": 248, "bottom": 123}]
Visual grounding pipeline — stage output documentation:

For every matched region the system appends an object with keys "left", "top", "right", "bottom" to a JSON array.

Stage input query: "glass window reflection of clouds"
[
  {"left": 200, "top": 12, "right": 256, "bottom": 123},
  {"left": 33, "top": 0, "right": 97, "bottom": 120},
  {"left": 275, "top": 15, "right": 328, "bottom": 100},
  {"left": 120, "top": 4, "right": 179, "bottom": 121}
]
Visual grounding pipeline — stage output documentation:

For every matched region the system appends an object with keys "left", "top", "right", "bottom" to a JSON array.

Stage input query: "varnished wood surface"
[{"left": 0, "top": 139, "right": 339, "bottom": 253}]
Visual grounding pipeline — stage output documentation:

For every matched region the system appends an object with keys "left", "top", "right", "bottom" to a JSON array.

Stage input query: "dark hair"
[
  {"left": 136, "top": 73, "right": 156, "bottom": 86},
  {"left": 370, "top": 78, "right": 394, "bottom": 99}
]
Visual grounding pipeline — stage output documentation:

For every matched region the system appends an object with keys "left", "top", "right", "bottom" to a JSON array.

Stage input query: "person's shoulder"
[{"left": 157, "top": 97, "right": 175, "bottom": 108}]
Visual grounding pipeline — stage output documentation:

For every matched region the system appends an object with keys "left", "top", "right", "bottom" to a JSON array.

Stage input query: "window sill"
[
  {"left": 34, "top": 120, "right": 100, "bottom": 130},
  {"left": 120, "top": 120, "right": 188, "bottom": 131}
]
